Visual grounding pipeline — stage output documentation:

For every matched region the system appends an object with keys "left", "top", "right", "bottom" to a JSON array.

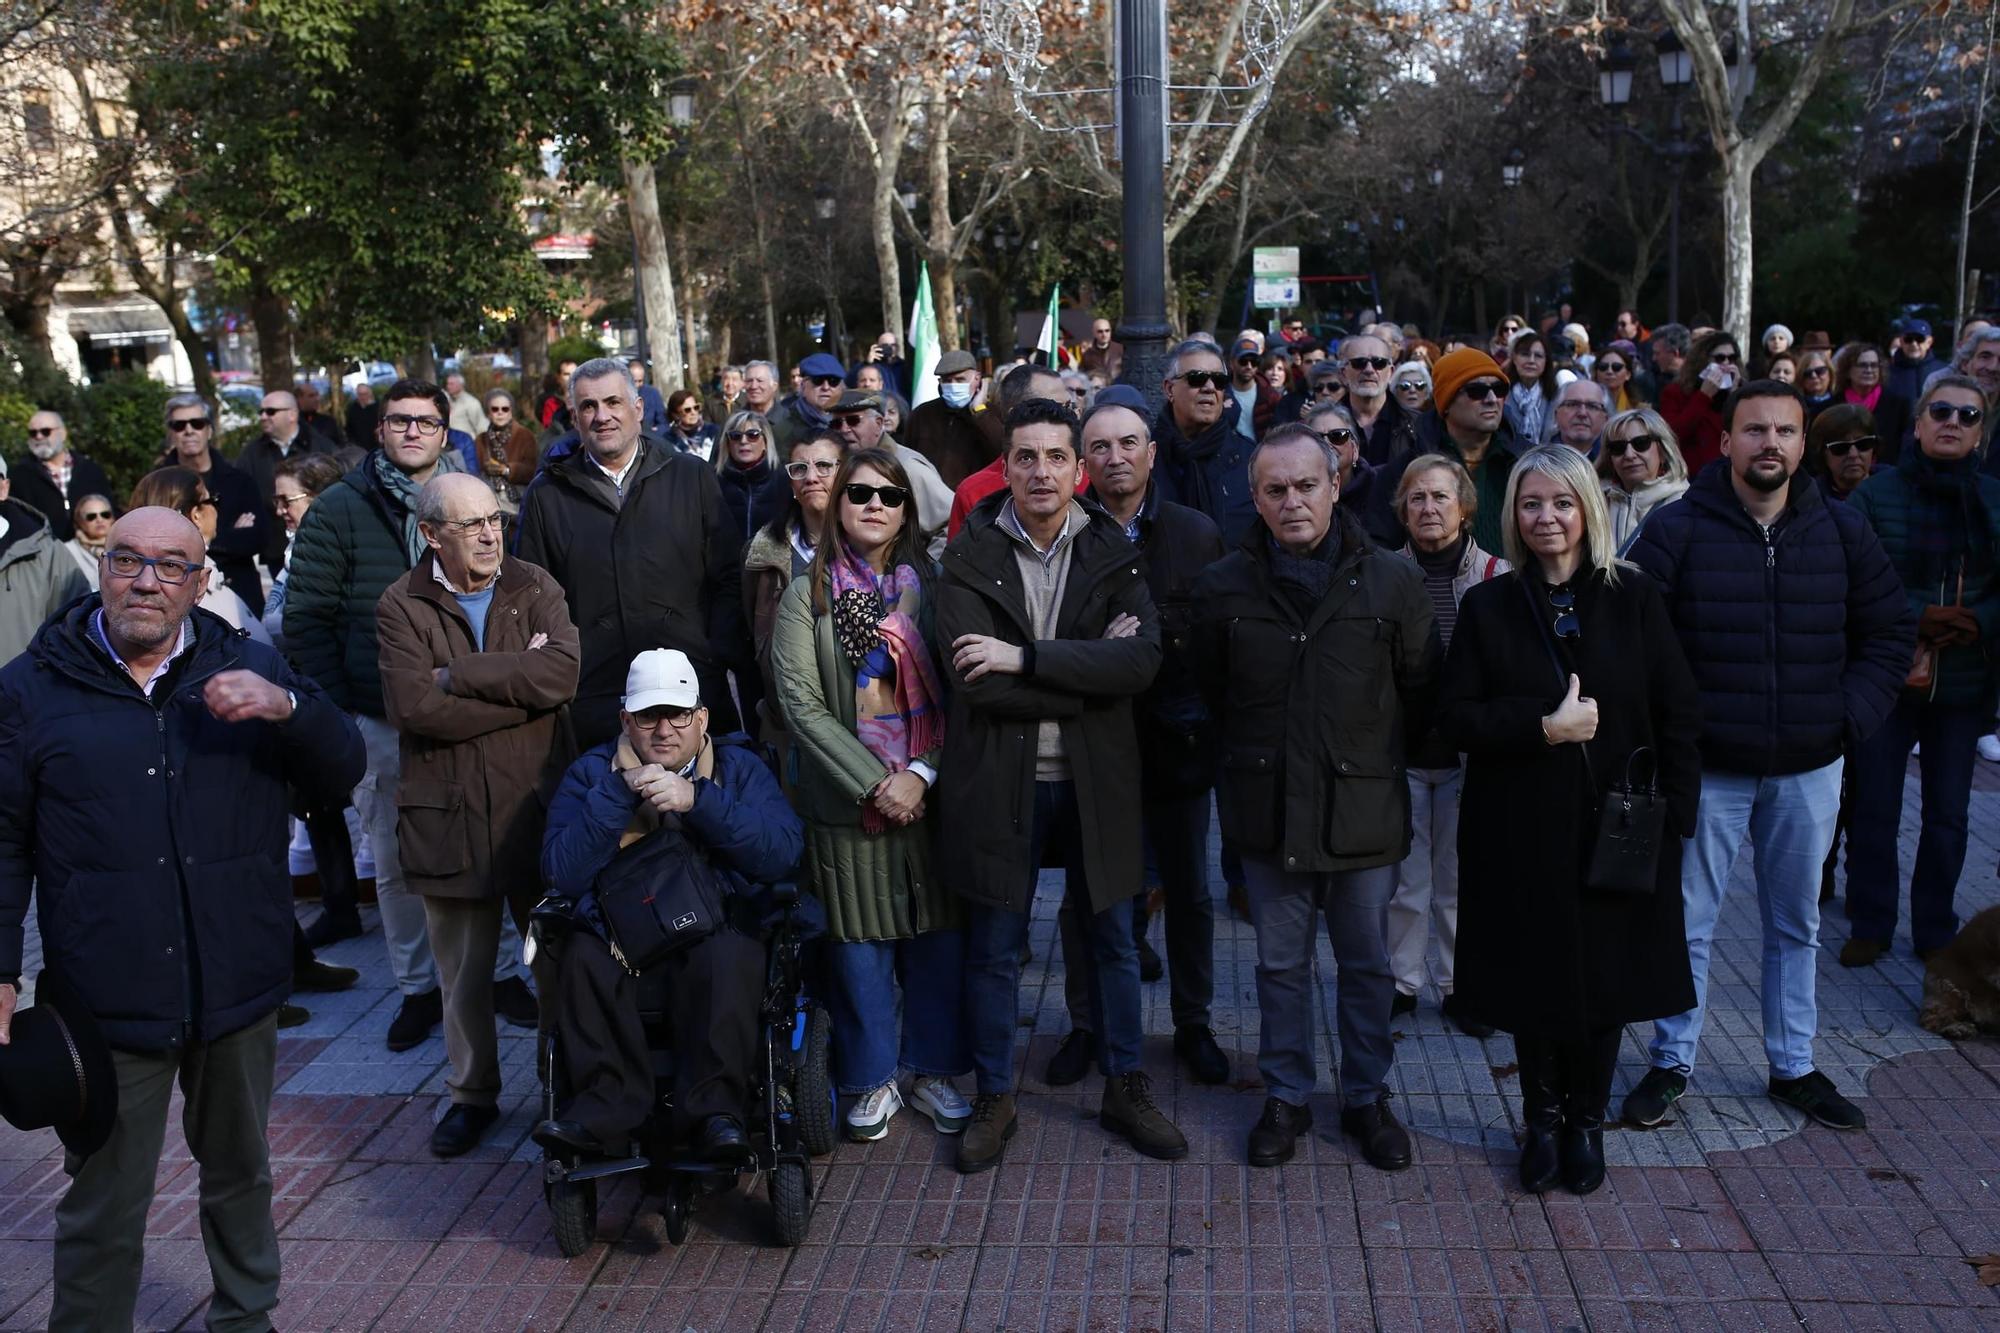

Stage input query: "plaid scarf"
[{"left": 1900, "top": 447, "right": 1993, "bottom": 594}]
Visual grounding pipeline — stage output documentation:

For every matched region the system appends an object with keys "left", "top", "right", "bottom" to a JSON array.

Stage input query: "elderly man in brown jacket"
[{"left": 377, "top": 472, "right": 581, "bottom": 1158}]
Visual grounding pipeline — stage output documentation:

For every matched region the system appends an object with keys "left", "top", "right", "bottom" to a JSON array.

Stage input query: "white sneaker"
[
  {"left": 1979, "top": 733, "right": 2000, "bottom": 764},
  {"left": 909, "top": 1076, "right": 972, "bottom": 1134},
  {"left": 845, "top": 1081, "right": 902, "bottom": 1141}
]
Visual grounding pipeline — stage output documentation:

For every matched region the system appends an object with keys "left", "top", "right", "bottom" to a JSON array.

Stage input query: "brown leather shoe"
[
  {"left": 957, "top": 1094, "right": 1017, "bottom": 1174},
  {"left": 1101, "top": 1071, "right": 1188, "bottom": 1161}
]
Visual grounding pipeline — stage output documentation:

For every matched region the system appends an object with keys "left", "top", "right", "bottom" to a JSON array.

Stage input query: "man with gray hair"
[
  {"left": 9, "top": 409, "right": 112, "bottom": 542},
  {"left": 240, "top": 387, "right": 338, "bottom": 581},
  {"left": 377, "top": 473, "right": 579, "bottom": 1157},
  {"left": 516, "top": 356, "right": 746, "bottom": 745},
  {"left": 741, "top": 359, "right": 780, "bottom": 418},
  {"left": 1647, "top": 323, "right": 1691, "bottom": 392},
  {"left": 1155, "top": 337, "right": 1257, "bottom": 543},
  {"left": 444, "top": 371, "right": 489, "bottom": 438},
  {"left": 1552, "top": 377, "right": 1614, "bottom": 455}
]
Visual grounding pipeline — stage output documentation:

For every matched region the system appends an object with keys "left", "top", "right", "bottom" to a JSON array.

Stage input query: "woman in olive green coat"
[{"left": 771, "top": 447, "right": 970, "bottom": 1145}]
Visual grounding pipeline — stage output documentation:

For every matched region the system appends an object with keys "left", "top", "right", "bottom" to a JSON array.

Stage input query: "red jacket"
[
  {"left": 946, "top": 458, "right": 1093, "bottom": 538},
  {"left": 1658, "top": 381, "right": 1726, "bottom": 476}
]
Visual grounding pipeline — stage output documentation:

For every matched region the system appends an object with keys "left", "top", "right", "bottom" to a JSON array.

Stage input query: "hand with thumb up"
[{"left": 1542, "top": 673, "right": 1599, "bottom": 744}]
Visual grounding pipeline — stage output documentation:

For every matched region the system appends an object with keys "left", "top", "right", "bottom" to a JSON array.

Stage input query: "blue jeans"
[
  {"left": 1845, "top": 696, "right": 1980, "bottom": 953},
  {"left": 963, "top": 782, "right": 1143, "bottom": 1094},
  {"left": 1062, "top": 793, "right": 1216, "bottom": 1031},
  {"left": 823, "top": 929, "right": 970, "bottom": 1094},
  {"left": 1648, "top": 760, "right": 1844, "bottom": 1082},
  {"left": 1242, "top": 855, "right": 1398, "bottom": 1109}
]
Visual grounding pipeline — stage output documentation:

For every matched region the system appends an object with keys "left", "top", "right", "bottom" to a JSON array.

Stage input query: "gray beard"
[{"left": 29, "top": 439, "right": 63, "bottom": 461}]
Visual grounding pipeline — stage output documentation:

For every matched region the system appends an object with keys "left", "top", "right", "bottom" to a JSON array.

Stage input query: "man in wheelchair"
[{"left": 531, "top": 648, "right": 804, "bottom": 1163}]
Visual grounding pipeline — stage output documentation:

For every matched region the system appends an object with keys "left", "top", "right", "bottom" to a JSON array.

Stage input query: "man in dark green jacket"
[
  {"left": 284, "top": 379, "right": 535, "bottom": 1052},
  {"left": 938, "top": 397, "right": 1184, "bottom": 1175}
]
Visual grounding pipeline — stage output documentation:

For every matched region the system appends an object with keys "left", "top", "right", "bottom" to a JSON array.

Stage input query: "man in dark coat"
[
  {"left": 1191, "top": 423, "right": 1439, "bottom": 1172},
  {"left": 12, "top": 410, "right": 113, "bottom": 541},
  {"left": 158, "top": 394, "right": 266, "bottom": 611},
  {"left": 0, "top": 505, "right": 364, "bottom": 1332},
  {"left": 1042, "top": 399, "right": 1230, "bottom": 1088},
  {"left": 766, "top": 352, "right": 846, "bottom": 451},
  {"left": 938, "top": 397, "right": 1183, "bottom": 1174},
  {"left": 1625, "top": 380, "right": 1914, "bottom": 1135},
  {"left": 287, "top": 380, "right": 536, "bottom": 1052},
  {"left": 238, "top": 388, "right": 340, "bottom": 581},
  {"left": 903, "top": 348, "right": 1004, "bottom": 489},
  {"left": 514, "top": 357, "right": 746, "bottom": 745},
  {"left": 1885, "top": 318, "right": 1948, "bottom": 405},
  {"left": 1154, "top": 337, "right": 1258, "bottom": 545},
  {"left": 345, "top": 381, "right": 382, "bottom": 451},
  {"left": 1338, "top": 332, "right": 1420, "bottom": 469}
]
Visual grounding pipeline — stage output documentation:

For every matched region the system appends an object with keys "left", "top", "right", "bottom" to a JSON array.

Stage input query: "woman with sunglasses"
[
  {"left": 1504, "top": 331, "right": 1569, "bottom": 445},
  {"left": 62, "top": 493, "right": 116, "bottom": 588},
  {"left": 476, "top": 389, "right": 539, "bottom": 525},
  {"left": 771, "top": 447, "right": 970, "bottom": 1144},
  {"left": 1592, "top": 347, "right": 1644, "bottom": 413},
  {"left": 714, "top": 408, "right": 790, "bottom": 547},
  {"left": 1658, "top": 329, "right": 1742, "bottom": 475},
  {"left": 1797, "top": 348, "right": 1837, "bottom": 419},
  {"left": 744, "top": 429, "right": 847, "bottom": 759},
  {"left": 1831, "top": 343, "right": 1909, "bottom": 463},
  {"left": 1389, "top": 360, "right": 1432, "bottom": 417},
  {"left": 666, "top": 389, "right": 719, "bottom": 461},
  {"left": 1491, "top": 313, "right": 1529, "bottom": 367},
  {"left": 1806, "top": 404, "right": 1883, "bottom": 504},
  {"left": 127, "top": 466, "right": 271, "bottom": 644},
  {"left": 1597, "top": 408, "right": 1690, "bottom": 556},
  {"left": 1438, "top": 445, "right": 1700, "bottom": 1197},
  {"left": 1842, "top": 376, "right": 2000, "bottom": 969}
]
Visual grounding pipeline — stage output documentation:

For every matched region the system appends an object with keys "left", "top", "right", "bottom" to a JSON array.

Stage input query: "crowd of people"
[{"left": 0, "top": 301, "right": 1996, "bottom": 1328}]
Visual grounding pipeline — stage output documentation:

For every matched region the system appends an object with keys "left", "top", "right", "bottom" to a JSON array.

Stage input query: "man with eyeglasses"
[
  {"left": 516, "top": 356, "right": 746, "bottom": 748},
  {"left": 287, "top": 379, "right": 539, "bottom": 1050},
  {"left": 831, "top": 387, "right": 952, "bottom": 551},
  {"left": 240, "top": 388, "right": 338, "bottom": 585},
  {"left": 1625, "top": 379, "right": 1913, "bottom": 1137},
  {"left": 905, "top": 348, "right": 1003, "bottom": 490},
  {"left": 0, "top": 503, "right": 363, "bottom": 1332},
  {"left": 0, "top": 453, "right": 90, "bottom": 665},
  {"left": 1389, "top": 347, "right": 1522, "bottom": 552},
  {"left": 1279, "top": 317, "right": 1310, "bottom": 346},
  {"left": 1886, "top": 318, "right": 1948, "bottom": 406},
  {"left": 1155, "top": 338, "right": 1258, "bottom": 544},
  {"left": 1080, "top": 318, "right": 1123, "bottom": 380},
  {"left": 767, "top": 352, "right": 848, "bottom": 451},
  {"left": 1552, "top": 379, "right": 1613, "bottom": 455},
  {"left": 161, "top": 392, "right": 267, "bottom": 612},
  {"left": 1337, "top": 333, "right": 1419, "bottom": 468},
  {"left": 376, "top": 473, "right": 580, "bottom": 1158},
  {"left": 8, "top": 410, "right": 112, "bottom": 542}
]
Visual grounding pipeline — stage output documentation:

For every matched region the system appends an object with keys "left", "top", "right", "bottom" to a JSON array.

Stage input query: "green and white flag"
[
  {"left": 1041, "top": 284, "right": 1062, "bottom": 367},
  {"left": 908, "top": 263, "right": 940, "bottom": 407}
]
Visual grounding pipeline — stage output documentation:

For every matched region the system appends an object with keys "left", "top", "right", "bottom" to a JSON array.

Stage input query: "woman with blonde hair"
[
  {"left": 1597, "top": 407, "right": 1690, "bottom": 555},
  {"left": 1438, "top": 445, "right": 1701, "bottom": 1197}
]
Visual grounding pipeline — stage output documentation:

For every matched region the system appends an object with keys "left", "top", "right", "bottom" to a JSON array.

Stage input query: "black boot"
[
  {"left": 1556, "top": 1029, "right": 1619, "bottom": 1196},
  {"left": 1515, "top": 1036, "right": 1562, "bottom": 1194}
]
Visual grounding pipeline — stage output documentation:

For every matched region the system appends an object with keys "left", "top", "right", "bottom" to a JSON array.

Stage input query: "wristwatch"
[{"left": 284, "top": 689, "right": 298, "bottom": 721}]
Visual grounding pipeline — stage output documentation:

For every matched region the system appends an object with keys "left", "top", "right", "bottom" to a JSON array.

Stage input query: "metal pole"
[
  {"left": 1667, "top": 94, "right": 1684, "bottom": 327},
  {"left": 1114, "top": 0, "right": 1171, "bottom": 417},
  {"left": 632, "top": 235, "right": 649, "bottom": 363}
]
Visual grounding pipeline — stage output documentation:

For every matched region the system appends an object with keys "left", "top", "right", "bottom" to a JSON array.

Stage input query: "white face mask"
[{"left": 940, "top": 382, "right": 975, "bottom": 409}]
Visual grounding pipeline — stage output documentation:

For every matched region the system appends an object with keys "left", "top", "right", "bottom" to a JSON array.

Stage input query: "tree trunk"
[
  {"left": 931, "top": 261, "right": 961, "bottom": 354},
  {"left": 1, "top": 256, "right": 63, "bottom": 387},
  {"left": 759, "top": 265, "right": 780, "bottom": 365},
  {"left": 249, "top": 269, "right": 292, "bottom": 391},
  {"left": 521, "top": 313, "right": 548, "bottom": 387},
  {"left": 1720, "top": 154, "right": 1755, "bottom": 352},
  {"left": 161, "top": 295, "right": 215, "bottom": 403},
  {"left": 674, "top": 228, "right": 699, "bottom": 393},
  {"left": 924, "top": 94, "right": 962, "bottom": 354},
  {"left": 624, "top": 157, "right": 685, "bottom": 388}
]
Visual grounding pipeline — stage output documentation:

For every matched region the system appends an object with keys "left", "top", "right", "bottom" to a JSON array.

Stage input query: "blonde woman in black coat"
[{"left": 1436, "top": 445, "right": 1702, "bottom": 1196}]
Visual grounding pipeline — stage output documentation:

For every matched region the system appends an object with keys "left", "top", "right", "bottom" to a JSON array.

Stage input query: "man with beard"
[
  {"left": 1155, "top": 338, "right": 1257, "bottom": 543},
  {"left": 1625, "top": 381, "right": 1912, "bottom": 1136},
  {"left": 9, "top": 411, "right": 112, "bottom": 541},
  {"left": 1338, "top": 333, "right": 1418, "bottom": 468}
]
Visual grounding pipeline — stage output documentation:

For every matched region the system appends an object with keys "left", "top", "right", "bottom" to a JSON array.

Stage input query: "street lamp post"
[
  {"left": 1601, "top": 32, "right": 1695, "bottom": 325},
  {"left": 1502, "top": 148, "right": 1524, "bottom": 316},
  {"left": 1114, "top": 0, "right": 1171, "bottom": 412},
  {"left": 815, "top": 187, "right": 844, "bottom": 357}
]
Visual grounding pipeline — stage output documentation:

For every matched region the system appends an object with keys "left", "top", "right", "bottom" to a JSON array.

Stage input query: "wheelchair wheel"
[
  {"left": 768, "top": 1161, "right": 810, "bottom": 1247},
  {"left": 548, "top": 1178, "right": 597, "bottom": 1258},
  {"left": 795, "top": 1005, "right": 837, "bottom": 1157},
  {"left": 661, "top": 1181, "right": 692, "bottom": 1246}
]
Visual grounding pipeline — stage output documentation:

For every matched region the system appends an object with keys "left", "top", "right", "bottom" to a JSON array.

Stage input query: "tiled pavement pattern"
[{"left": 3, "top": 758, "right": 1998, "bottom": 1330}]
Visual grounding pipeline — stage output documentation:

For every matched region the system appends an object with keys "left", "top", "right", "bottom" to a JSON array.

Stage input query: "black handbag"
[
  {"left": 592, "top": 817, "right": 730, "bottom": 975},
  {"left": 1583, "top": 747, "right": 1667, "bottom": 897}
]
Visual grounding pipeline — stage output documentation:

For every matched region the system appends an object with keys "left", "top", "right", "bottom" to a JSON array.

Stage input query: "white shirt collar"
[
  {"left": 590, "top": 446, "right": 640, "bottom": 492},
  {"left": 92, "top": 608, "right": 194, "bottom": 698},
  {"left": 430, "top": 560, "right": 501, "bottom": 596}
]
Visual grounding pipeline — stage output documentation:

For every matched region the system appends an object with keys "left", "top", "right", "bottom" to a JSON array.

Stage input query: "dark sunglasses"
[
  {"left": 77, "top": 509, "right": 113, "bottom": 521},
  {"left": 834, "top": 413, "right": 873, "bottom": 429},
  {"left": 1604, "top": 434, "right": 1660, "bottom": 457},
  {"left": 1824, "top": 435, "right": 1879, "bottom": 456},
  {"left": 726, "top": 428, "right": 764, "bottom": 442},
  {"left": 1925, "top": 402, "right": 1985, "bottom": 426},
  {"left": 169, "top": 417, "right": 210, "bottom": 432},
  {"left": 1548, "top": 584, "right": 1580, "bottom": 640},
  {"left": 257, "top": 406, "right": 287, "bottom": 416},
  {"left": 807, "top": 375, "right": 845, "bottom": 388},
  {"left": 1235, "top": 355, "right": 1259, "bottom": 365},
  {"left": 1392, "top": 380, "right": 1427, "bottom": 393},
  {"left": 1458, "top": 380, "right": 1507, "bottom": 402},
  {"left": 1175, "top": 370, "right": 1230, "bottom": 391},
  {"left": 26, "top": 426, "right": 57, "bottom": 438},
  {"left": 1345, "top": 356, "right": 1392, "bottom": 372},
  {"left": 1319, "top": 427, "right": 1357, "bottom": 446},
  {"left": 842, "top": 482, "right": 908, "bottom": 509},
  {"left": 1710, "top": 351, "right": 1740, "bottom": 365},
  {"left": 1802, "top": 365, "right": 1831, "bottom": 378},
  {"left": 1595, "top": 361, "right": 1627, "bottom": 374}
]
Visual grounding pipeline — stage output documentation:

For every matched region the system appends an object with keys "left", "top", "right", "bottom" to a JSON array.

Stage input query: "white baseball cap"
[{"left": 623, "top": 648, "right": 701, "bottom": 713}]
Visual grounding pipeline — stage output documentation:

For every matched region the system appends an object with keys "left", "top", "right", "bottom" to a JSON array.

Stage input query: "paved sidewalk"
[{"left": 3, "top": 758, "right": 1998, "bottom": 1330}]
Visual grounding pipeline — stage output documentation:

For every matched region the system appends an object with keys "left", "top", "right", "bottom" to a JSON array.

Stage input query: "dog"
[{"left": 1918, "top": 904, "right": 2000, "bottom": 1040}]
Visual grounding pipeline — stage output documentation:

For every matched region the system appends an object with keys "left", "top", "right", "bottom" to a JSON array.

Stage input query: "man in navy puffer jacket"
[
  {"left": 1623, "top": 381, "right": 1913, "bottom": 1135},
  {"left": 0, "top": 506, "right": 364, "bottom": 1331}
]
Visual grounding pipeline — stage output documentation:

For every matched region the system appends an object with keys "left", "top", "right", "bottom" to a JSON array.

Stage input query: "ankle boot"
[
  {"left": 1515, "top": 1038, "right": 1563, "bottom": 1194},
  {"left": 1558, "top": 1105, "right": 1605, "bottom": 1195}
]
